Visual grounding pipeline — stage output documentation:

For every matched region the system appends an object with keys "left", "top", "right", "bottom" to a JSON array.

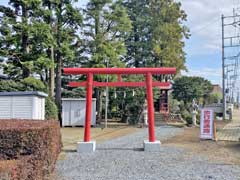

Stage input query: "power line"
[{"left": 191, "top": 17, "right": 220, "bottom": 34}]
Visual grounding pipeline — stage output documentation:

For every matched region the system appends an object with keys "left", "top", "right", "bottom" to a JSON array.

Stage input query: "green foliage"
[
  {"left": 108, "top": 75, "right": 146, "bottom": 124},
  {"left": 82, "top": 0, "right": 132, "bottom": 71},
  {"left": 206, "top": 93, "right": 222, "bottom": 104},
  {"left": 21, "top": 77, "right": 47, "bottom": 92},
  {"left": 185, "top": 115, "right": 193, "bottom": 125},
  {"left": 108, "top": 87, "right": 145, "bottom": 124},
  {"left": 172, "top": 76, "right": 213, "bottom": 104},
  {"left": 62, "top": 87, "right": 86, "bottom": 98},
  {"left": 0, "top": 80, "right": 23, "bottom": 92},
  {"left": 0, "top": 1, "right": 54, "bottom": 79},
  {"left": 45, "top": 97, "right": 58, "bottom": 120},
  {"left": 181, "top": 109, "right": 192, "bottom": 125},
  {"left": 168, "top": 95, "right": 181, "bottom": 113},
  {"left": 0, "top": 78, "right": 46, "bottom": 92},
  {"left": 124, "top": 0, "right": 189, "bottom": 71}
]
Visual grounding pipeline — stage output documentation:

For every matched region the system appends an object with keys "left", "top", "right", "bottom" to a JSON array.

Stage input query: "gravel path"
[{"left": 57, "top": 127, "right": 240, "bottom": 180}]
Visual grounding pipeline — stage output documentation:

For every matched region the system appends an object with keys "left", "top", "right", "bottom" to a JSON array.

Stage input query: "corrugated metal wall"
[
  {"left": 62, "top": 99, "right": 96, "bottom": 126},
  {"left": 0, "top": 96, "right": 45, "bottom": 120}
]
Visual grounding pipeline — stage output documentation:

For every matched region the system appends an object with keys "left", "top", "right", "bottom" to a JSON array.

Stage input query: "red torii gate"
[{"left": 64, "top": 68, "right": 176, "bottom": 144}]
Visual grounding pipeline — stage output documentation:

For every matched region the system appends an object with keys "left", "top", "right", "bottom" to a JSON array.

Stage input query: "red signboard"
[{"left": 200, "top": 109, "right": 214, "bottom": 139}]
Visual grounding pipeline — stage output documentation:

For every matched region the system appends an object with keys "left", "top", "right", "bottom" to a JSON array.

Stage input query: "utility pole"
[
  {"left": 221, "top": 10, "right": 240, "bottom": 120},
  {"left": 222, "top": 14, "right": 226, "bottom": 120}
]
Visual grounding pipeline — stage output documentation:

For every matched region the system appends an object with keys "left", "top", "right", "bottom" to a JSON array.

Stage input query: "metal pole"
[
  {"left": 222, "top": 15, "right": 226, "bottom": 120},
  {"left": 105, "top": 60, "right": 109, "bottom": 128},
  {"left": 226, "top": 66, "right": 229, "bottom": 91},
  {"left": 105, "top": 77, "right": 109, "bottom": 128},
  {"left": 146, "top": 72, "right": 155, "bottom": 142},
  {"left": 84, "top": 73, "right": 93, "bottom": 142}
]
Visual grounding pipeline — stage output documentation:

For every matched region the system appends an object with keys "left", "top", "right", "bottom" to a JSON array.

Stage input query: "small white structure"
[
  {"left": 62, "top": 98, "right": 96, "bottom": 126},
  {"left": 0, "top": 91, "right": 47, "bottom": 120},
  {"left": 143, "top": 140, "right": 161, "bottom": 152}
]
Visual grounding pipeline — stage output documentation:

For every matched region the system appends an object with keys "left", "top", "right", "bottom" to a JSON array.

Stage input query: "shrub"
[
  {"left": 0, "top": 78, "right": 47, "bottom": 93},
  {"left": 185, "top": 115, "right": 193, "bottom": 125},
  {"left": 0, "top": 120, "right": 62, "bottom": 180},
  {"left": 21, "top": 77, "right": 47, "bottom": 92},
  {"left": 45, "top": 97, "right": 58, "bottom": 120},
  {"left": 0, "top": 80, "right": 23, "bottom": 92},
  {"left": 181, "top": 109, "right": 192, "bottom": 125}
]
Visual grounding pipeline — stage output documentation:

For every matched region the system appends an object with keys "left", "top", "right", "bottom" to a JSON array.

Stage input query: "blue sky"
[
  {"left": 179, "top": 0, "right": 239, "bottom": 85},
  {"left": 0, "top": 0, "right": 239, "bottom": 85}
]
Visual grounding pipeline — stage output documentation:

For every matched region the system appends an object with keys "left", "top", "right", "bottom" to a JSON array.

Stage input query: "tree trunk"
[
  {"left": 21, "top": 3, "right": 30, "bottom": 78},
  {"left": 134, "top": 25, "right": 140, "bottom": 67},
  {"left": 49, "top": 47, "right": 55, "bottom": 97},
  {"left": 46, "top": 2, "right": 55, "bottom": 98},
  {"left": 55, "top": 52, "right": 62, "bottom": 125},
  {"left": 96, "top": 89, "right": 103, "bottom": 124}
]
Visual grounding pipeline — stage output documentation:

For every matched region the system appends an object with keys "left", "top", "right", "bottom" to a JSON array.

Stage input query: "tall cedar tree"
[
  {"left": 125, "top": 0, "right": 189, "bottom": 71},
  {"left": 124, "top": 0, "right": 151, "bottom": 67},
  {"left": 82, "top": 0, "right": 131, "bottom": 122},
  {"left": 42, "top": 0, "right": 82, "bottom": 119},
  {"left": 0, "top": 0, "right": 54, "bottom": 80},
  {"left": 82, "top": 0, "right": 131, "bottom": 68}
]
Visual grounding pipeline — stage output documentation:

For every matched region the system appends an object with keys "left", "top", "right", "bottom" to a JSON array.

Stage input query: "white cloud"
[
  {"left": 179, "top": 0, "right": 236, "bottom": 55},
  {"left": 181, "top": 67, "right": 222, "bottom": 84}
]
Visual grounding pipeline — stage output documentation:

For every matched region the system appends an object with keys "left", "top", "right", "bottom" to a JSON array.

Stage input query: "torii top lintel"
[{"left": 64, "top": 67, "right": 176, "bottom": 75}]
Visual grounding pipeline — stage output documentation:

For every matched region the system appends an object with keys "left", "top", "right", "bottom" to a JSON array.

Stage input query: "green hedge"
[{"left": 45, "top": 97, "right": 58, "bottom": 120}]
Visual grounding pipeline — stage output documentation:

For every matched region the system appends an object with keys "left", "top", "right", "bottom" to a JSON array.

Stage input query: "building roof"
[
  {"left": 212, "top": 84, "right": 222, "bottom": 94},
  {"left": 0, "top": 91, "right": 48, "bottom": 97},
  {"left": 62, "top": 98, "right": 97, "bottom": 101},
  {"left": 0, "top": 74, "right": 8, "bottom": 80}
]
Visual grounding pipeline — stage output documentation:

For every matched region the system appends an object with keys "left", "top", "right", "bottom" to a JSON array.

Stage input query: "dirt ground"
[
  {"left": 61, "top": 126, "right": 140, "bottom": 151},
  {"left": 162, "top": 123, "right": 240, "bottom": 165}
]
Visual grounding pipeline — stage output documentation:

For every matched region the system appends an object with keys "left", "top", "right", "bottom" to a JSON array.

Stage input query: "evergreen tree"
[
  {"left": 150, "top": 0, "right": 189, "bottom": 71},
  {"left": 82, "top": 0, "right": 132, "bottom": 69},
  {"left": 82, "top": 0, "right": 131, "bottom": 122},
  {"left": 41, "top": 0, "right": 82, "bottom": 117},
  {"left": 0, "top": 0, "right": 54, "bottom": 79},
  {"left": 124, "top": 0, "right": 189, "bottom": 71},
  {"left": 124, "top": 0, "right": 152, "bottom": 67},
  {"left": 0, "top": 0, "right": 82, "bottom": 122}
]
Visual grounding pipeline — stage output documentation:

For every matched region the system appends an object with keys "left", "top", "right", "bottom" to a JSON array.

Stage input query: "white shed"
[
  {"left": 62, "top": 98, "right": 96, "bottom": 127},
  {"left": 0, "top": 91, "right": 47, "bottom": 120}
]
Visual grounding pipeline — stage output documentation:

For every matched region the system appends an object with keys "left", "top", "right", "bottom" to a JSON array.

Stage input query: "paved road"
[
  {"left": 218, "top": 109, "right": 240, "bottom": 141},
  {"left": 57, "top": 126, "right": 240, "bottom": 180}
]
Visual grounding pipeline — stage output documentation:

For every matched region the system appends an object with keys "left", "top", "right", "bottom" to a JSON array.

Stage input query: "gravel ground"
[{"left": 56, "top": 126, "right": 240, "bottom": 180}]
